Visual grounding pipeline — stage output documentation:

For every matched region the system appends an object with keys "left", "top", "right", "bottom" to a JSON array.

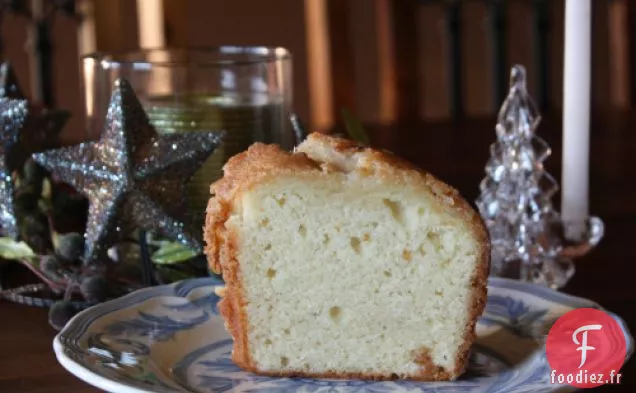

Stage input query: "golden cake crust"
[{"left": 204, "top": 132, "right": 490, "bottom": 381}]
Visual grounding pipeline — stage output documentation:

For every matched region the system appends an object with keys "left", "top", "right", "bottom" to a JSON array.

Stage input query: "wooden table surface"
[{"left": 1, "top": 113, "right": 635, "bottom": 392}]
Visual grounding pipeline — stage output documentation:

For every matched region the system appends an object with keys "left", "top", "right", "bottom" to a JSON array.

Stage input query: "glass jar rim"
[{"left": 82, "top": 46, "right": 292, "bottom": 67}]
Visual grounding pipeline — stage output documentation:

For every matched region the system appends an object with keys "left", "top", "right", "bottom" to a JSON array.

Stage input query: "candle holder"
[{"left": 476, "top": 65, "right": 604, "bottom": 290}]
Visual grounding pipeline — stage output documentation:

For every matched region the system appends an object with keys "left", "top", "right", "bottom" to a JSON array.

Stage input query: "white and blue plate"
[{"left": 54, "top": 277, "right": 633, "bottom": 393}]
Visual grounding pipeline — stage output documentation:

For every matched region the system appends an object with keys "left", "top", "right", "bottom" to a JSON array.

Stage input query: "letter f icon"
[{"left": 573, "top": 324, "right": 602, "bottom": 368}]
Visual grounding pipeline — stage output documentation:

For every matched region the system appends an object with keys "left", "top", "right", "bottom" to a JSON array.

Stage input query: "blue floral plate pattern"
[{"left": 54, "top": 277, "right": 633, "bottom": 393}]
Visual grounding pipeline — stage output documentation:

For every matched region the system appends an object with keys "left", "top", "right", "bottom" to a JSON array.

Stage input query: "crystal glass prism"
[{"left": 476, "top": 65, "right": 604, "bottom": 289}]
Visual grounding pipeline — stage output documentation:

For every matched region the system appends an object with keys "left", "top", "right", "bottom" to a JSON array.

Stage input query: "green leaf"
[
  {"left": 341, "top": 108, "right": 370, "bottom": 145},
  {"left": 0, "top": 237, "right": 37, "bottom": 262},
  {"left": 151, "top": 241, "right": 198, "bottom": 265}
]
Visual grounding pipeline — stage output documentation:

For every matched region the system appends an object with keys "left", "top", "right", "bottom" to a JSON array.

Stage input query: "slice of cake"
[{"left": 204, "top": 132, "right": 489, "bottom": 381}]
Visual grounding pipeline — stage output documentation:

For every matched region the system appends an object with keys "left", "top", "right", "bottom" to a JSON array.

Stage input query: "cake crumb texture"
[{"left": 204, "top": 132, "right": 490, "bottom": 381}]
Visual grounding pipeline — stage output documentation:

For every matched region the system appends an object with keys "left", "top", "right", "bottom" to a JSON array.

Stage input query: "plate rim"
[
  {"left": 53, "top": 337, "right": 159, "bottom": 393},
  {"left": 54, "top": 277, "right": 218, "bottom": 393},
  {"left": 53, "top": 277, "right": 635, "bottom": 393}
]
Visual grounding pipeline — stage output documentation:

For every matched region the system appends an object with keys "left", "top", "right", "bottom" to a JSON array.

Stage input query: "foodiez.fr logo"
[{"left": 546, "top": 308, "right": 627, "bottom": 388}]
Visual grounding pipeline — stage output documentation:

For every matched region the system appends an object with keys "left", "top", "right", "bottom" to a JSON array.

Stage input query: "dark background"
[{"left": 1, "top": 0, "right": 633, "bottom": 140}]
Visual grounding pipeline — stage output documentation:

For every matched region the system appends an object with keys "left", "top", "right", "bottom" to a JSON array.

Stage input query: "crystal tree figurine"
[{"left": 476, "top": 65, "right": 604, "bottom": 289}]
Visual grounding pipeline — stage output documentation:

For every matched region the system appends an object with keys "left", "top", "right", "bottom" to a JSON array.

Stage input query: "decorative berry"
[
  {"left": 14, "top": 187, "right": 40, "bottom": 211},
  {"left": 40, "top": 255, "right": 66, "bottom": 280},
  {"left": 48, "top": 301, "right": 77, "bottom": 330},
  {"left": 19, "top": 213, "right": 50, "bottom": 253},
  {"left": 56, "top": 232, "right": 84, "bottom": 262},
  {"left": 79, "top": 275, "right": 110, "bottom": 303}
]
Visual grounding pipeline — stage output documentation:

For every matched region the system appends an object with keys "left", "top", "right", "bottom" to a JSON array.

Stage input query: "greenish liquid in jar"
[{"left": 145, "top": 94, "right": 284, "bottom": 224}]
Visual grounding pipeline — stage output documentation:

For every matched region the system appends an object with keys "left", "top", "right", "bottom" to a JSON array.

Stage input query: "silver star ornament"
[
  {"left": 0, "top": 62, "right": 69, "bottom": 239},
  {"left": 33, "top": 78, "right": 225, "bottom": 262}
]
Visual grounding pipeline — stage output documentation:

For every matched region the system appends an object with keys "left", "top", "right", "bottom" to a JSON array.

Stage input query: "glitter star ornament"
[
  {"left": 0, "top": 62, "right": 69, "bottom": 238},
  {"left": 33, "top": 79, "right": 225, "bottom": 262}
]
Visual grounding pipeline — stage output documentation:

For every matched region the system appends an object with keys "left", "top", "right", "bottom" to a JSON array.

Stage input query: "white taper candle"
[{"left": 562, "top": 0, "right": 591, "bottom": 238}]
